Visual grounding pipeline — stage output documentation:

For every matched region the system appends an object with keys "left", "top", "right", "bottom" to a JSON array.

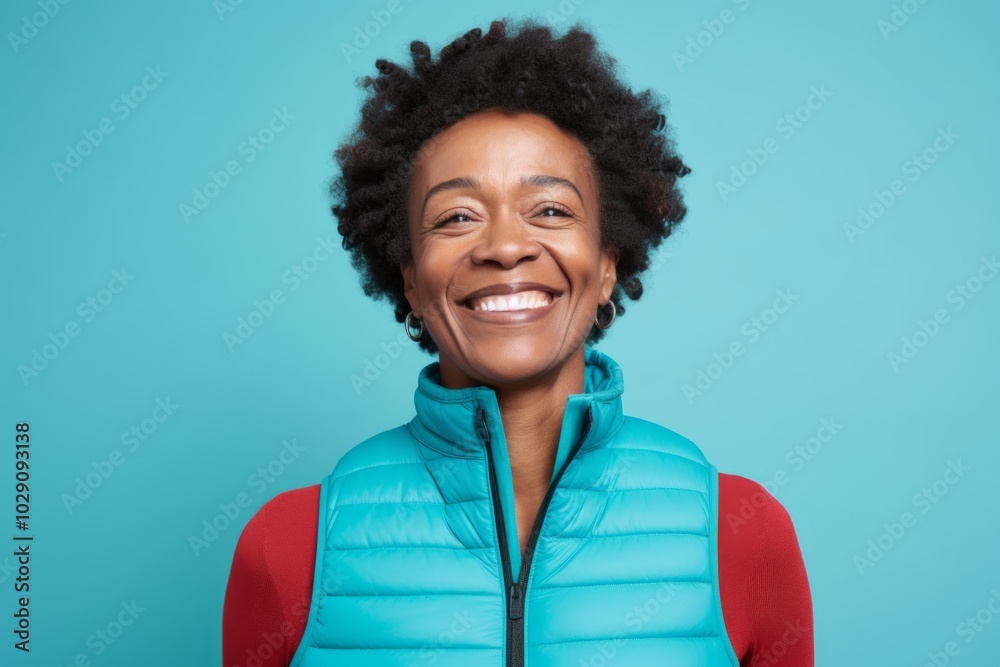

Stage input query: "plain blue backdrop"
[{"left": 2, "top": 0, "right": 998, "bottom": 665}]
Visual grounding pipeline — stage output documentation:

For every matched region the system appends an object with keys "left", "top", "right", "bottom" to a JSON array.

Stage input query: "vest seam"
[
  {"left": 544, "top": 530, "right": 708, "bottom": 539},
  {"left": 332, "top": 458, "right": 423, "bottom": 481},
  {"left": 318, "top": 591, "right": 499, "bottom": 598},
  {"left": 603, "top": 443, "right": 709, "bottom": 467},
  {"left": 531, "top": 632, "right": 726, "bottom": 647},
  {"left": 533, "top": 577, "right": 710, "bottom": 590},
  {"left": 333, "top": 497, "right": 485, "bottom": 507},
  {"left": 709, "top": 464, "right": 743, "bottom": 666},
  {"left": 332, "top": 648, "right": 499, "bottom": 652},
  {"left": 561, "top": 485, "right": 708, "bottom": 494},
  {"left": 325, "top": 544, "right": 493, "bottom": 551}
]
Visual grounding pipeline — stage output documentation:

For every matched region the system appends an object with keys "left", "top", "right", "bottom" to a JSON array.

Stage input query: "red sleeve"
[
  {"left": 717, "top": 473, "right": 814, "bottom": 666},
  {"left": 222, "top": 485, "right": 320, "bottom": 667}
]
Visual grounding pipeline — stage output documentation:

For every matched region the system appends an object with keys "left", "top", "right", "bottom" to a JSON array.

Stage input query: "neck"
[
  {"left": 439, "top": 346, "right": 587, "bottom": 533},
  {"left": 492, "top": 349, "right": 585, "bottom": 500}
]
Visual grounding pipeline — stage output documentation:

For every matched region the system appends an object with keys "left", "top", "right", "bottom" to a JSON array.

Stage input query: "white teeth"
[{"left": 470, "top": 290, "right": 553, "bottom": 312}]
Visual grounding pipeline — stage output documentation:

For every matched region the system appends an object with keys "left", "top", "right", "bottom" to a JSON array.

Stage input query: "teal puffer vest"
[{"left": 290, "top": 346, "right": 739, "bottom": 666}]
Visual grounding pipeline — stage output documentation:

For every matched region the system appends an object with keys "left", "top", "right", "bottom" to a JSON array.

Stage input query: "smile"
[{"left": 465, "top": 290, "right": 554, "bottom": 312}]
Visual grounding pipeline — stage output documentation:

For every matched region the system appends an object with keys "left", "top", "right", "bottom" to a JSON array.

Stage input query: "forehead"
[{"left": 409, "top": 110, "right": 594, "bottom": 193}]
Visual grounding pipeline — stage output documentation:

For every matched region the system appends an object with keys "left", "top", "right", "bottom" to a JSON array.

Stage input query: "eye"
[
  {"left": 432, "top": 210, "right": 475, "bottom": 228},
  {"left": 537, "top": 204, "right": 573, "bottom": 218}
]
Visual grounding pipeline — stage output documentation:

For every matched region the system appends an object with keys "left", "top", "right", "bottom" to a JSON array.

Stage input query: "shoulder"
[
  {"left": 231, "top": 485, "right": 321, "bottom": 572},
  {"left": 330, "top": 424, "right": 420, "bottom": 479},
  {"left": 717, "top": 472, "right": 808, "bottom": 583},
  {"left": 617, "top": 416, "right": 710, "bottom": 466},
  {"left": 717, "top": 472, "right": 799, "bottom": 542},
  {"left": 243, "top": 484, "right": 320, "bottom": 530}
]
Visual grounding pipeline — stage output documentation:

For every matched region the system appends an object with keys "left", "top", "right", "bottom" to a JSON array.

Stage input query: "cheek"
[
  {"left": 412, "top": 245, "right": 465, "bottom": 317},
  {"left": 558, "top": 239, "right": 604, "bottom": 289}
]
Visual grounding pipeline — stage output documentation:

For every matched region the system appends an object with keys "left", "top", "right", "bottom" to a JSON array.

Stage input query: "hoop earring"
[
  {"left": 595, "top": 300, "right": 616, "bottom": 330},
  {"left": 404, "top": 311, "right": 425, "bottom": 341}
]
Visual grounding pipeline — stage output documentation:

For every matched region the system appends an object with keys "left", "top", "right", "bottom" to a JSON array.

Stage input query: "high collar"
[
  {"left": 407, "top": 346, "right": 625, "bottom": 580},
  {"left": 408, "top": 345, "right": 625, "bottom": 468}
]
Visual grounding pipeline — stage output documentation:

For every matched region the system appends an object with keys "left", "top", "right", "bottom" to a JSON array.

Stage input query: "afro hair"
[{"left": 331, "top": 16, "right": 692, "bottom": 353}]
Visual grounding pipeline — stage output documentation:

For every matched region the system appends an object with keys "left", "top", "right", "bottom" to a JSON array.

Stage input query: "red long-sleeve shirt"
[{"left": 222, "top": 473, "right": 813, "bottom": 666}]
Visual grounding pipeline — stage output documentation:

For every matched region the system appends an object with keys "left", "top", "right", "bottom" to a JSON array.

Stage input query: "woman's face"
[{"left": 402, "top": 108, "right": 617, "bottom": 388}]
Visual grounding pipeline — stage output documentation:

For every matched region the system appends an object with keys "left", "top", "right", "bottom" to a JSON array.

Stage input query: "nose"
[{"left": 469, "top": 207, "right": 542, "bottom": 269}]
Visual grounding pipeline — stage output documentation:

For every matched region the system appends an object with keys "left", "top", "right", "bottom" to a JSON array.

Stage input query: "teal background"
[{"left": 2, "top": 0, "right": 998, "bottom": 664}]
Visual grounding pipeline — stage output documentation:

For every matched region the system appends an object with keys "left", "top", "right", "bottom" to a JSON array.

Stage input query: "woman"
[{"left": 224, "top": 17, "right": 812, "bottom": 666}]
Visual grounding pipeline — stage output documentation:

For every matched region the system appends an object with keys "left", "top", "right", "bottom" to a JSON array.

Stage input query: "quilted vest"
[{"left": 290, "top": 346, "right": 739, "bottom": 666}]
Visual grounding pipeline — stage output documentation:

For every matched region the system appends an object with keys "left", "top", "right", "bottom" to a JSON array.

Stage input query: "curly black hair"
[{"left": 331, "top": 16, "right": 692, "bottom": 353}]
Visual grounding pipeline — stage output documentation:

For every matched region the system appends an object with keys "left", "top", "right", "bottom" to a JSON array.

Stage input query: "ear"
[
  {"left": 599, "top": 246, "right": 619, "bottom": 304},
  {"left": 401, "top": 261, "right": 420, "bottom": 318}
]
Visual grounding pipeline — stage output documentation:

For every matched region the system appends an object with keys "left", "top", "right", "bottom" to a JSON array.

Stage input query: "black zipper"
[{"left": 478, "top": 403, "right": 594, "bottom": 667}]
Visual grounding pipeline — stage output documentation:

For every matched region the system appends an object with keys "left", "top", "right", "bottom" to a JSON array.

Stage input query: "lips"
[{"left": 461, "top": 282, "right": 562, "bottom": 311}]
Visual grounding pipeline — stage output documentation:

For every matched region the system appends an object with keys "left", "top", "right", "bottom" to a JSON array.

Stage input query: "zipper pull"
[{"left": 508, "top": 582, "right": 524, "bottom": 620}]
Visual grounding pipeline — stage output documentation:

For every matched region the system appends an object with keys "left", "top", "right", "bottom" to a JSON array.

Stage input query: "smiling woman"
[
  {"left": 223, "top": 16, "right": 813, "bottom": 667},
  {"left": 402, "top": 109, "right": 617, "bottom": 395}
]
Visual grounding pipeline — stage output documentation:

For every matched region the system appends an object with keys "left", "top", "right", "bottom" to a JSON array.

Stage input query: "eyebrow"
[{"left": 420, "top": 174, "right": 584, "bottom": 217}]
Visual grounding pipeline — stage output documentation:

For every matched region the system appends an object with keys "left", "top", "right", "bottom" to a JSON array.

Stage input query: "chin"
[{"left": 459, "top": 337, "right": 568, "bottom": 384}]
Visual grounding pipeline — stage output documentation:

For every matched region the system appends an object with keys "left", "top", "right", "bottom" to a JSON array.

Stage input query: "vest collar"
[
  {"left": 408, "top": 345, "right": 625, "bottom": 470},
  {"left": 407, "top": 345, "right": 625, "bottom": 581}
]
